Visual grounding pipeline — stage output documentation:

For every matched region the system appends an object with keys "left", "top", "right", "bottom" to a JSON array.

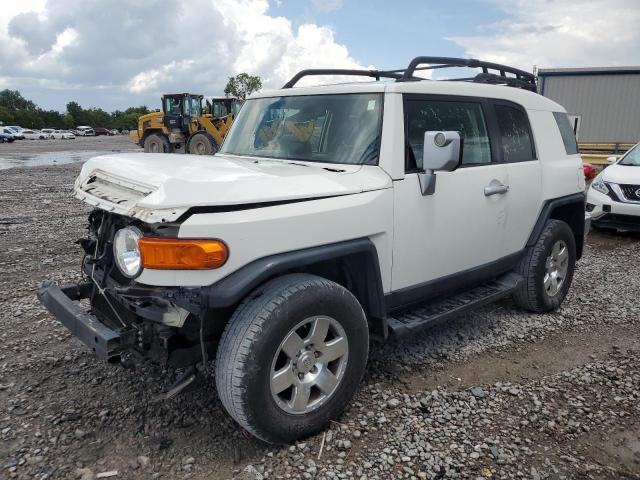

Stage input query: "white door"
[{"left": 391, "top": 97, "right": 509, "bottom": 294}]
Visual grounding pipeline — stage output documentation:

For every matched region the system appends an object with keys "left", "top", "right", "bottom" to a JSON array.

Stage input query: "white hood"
[
  {"left": 74, "top": 153, "right": 391, "bottom": 222},
  {"left": 602, "top": 163, "right": 640, "bottom": 185}
]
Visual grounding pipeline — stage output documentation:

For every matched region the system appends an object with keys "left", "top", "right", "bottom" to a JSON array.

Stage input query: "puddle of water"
[{"left": 0, "top": 150, "right": 120, "bottom": 170}]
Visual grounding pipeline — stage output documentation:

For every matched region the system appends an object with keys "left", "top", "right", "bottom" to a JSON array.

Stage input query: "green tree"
[
  {"left": 0, "top": 90, "right": 37, "bottom": 111},
  {"left": 224, "top": 73, "right": 262, "bottom": 100}
]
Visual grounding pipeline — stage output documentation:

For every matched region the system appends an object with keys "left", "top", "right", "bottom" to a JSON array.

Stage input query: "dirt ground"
[{"left": 0, "top": 144, "right": 639, "bottom": 480}]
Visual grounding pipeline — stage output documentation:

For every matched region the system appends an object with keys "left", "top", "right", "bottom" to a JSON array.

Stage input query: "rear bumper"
[
  {"left": 584, "top": 212, "right": 591, "bottom": 236},
  {"left": 36, "top": 281, "right": 135, "bottom": 361}
]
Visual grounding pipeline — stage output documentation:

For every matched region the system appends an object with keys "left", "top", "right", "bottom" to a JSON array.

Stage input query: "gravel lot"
[{"left": 0, "top": 147, "right": 639, "bottom": 479}]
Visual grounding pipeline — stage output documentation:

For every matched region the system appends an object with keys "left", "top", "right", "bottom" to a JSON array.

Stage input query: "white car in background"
[
  {"left": 41, "top": 128, "right": 55, "bottom": 137},
  {"left": 51, "top": 129, "right": 76, "bottom": 139},
  {"left": 75, "top": 126, "right": 95, "bottom": 136},
  {"left": 587, "top": 142, "right": 640, "bottom": 231},
  {"left": 21, "top": 129, "right": 49, "bottom": 140},
  {"left": 5, "top": 126, "right": 25, "bottom": 139},
  {"left": 1, "top": 127, "right": 17, "bottom": 139}
]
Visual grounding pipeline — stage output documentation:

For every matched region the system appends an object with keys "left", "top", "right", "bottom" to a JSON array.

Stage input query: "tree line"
[
  {"left": 0, "top": 74, "right": 263, "bottom": 131},
  {"left": 0, "top": 89, "right": 150, "bottom": 131}
]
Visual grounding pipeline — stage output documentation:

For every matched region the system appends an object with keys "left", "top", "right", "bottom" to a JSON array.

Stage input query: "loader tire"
[
  {"left": 144, "top": 133, "right": 171, "bottom": 153},
  {"left": 188, "top": 132, "right": 218, "bottom": 155}
]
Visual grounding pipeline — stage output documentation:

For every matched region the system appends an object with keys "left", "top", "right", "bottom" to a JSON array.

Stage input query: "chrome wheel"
[
  {"left": 544, "top": 240, "right": 569, "bottom": 296},
  {"left": 270, "top": 316, "right": 349, "bottom": 415}
]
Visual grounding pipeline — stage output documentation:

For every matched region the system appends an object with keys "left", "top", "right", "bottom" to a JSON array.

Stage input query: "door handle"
[{"left": 484, "top": 183, "right": 509, "bottom": 196}]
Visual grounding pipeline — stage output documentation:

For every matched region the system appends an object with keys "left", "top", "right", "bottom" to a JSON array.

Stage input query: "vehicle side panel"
[{"left": 136, "top": 189, "right": 395, "bottom": 291}]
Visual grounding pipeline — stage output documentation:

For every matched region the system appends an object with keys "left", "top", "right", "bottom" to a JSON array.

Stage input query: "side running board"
[{"left": 387, "top": 272, "right": 522, "bottom": 337}]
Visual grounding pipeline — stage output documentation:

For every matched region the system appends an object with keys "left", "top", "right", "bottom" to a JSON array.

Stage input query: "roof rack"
[
  {"left": 283, "top": 56, "right": 537, "bottom": 92},
  {"left": 282, "top": 68, "right": 420, "bottom": 89}
]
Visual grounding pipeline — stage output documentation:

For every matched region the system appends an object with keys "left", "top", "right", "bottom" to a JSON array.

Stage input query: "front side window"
[
  {"left": 405, "top": 99, "right": 491, "bottom": 170},
  {"left": 619, "top": 144, "right": 640, "bottom": 166},
  {"left": 553, "top": 112, "right": 578, "bottom": 155},
  {"left": 495, "top": 105, "right": 535, "bottom": 162},
  {"left": 221, "top": 93, "right": 382, "bottom": 165}
]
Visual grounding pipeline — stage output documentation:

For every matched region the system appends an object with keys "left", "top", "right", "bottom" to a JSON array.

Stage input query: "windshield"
[
  {"left": 220, "top": 93, "right": 383, "bottom": 165},
  {"left": 619, "top": 144, "right": 640, "bottom": 166}
]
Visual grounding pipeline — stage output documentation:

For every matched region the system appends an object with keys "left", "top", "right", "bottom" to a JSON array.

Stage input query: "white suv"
[
  {"left": 587, "top": 142, "right": 640, "bottom": 231},
  {"left": 38, "top": 57, "right": 588, "bottom": 444}
]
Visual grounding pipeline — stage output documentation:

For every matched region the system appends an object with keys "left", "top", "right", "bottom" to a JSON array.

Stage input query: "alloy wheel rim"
[
  {"left": 270, "top": 315, "right": 349, "bottom": 415},
  {"left": 544, "top": 240, "right": 569, "bottom": 297}
]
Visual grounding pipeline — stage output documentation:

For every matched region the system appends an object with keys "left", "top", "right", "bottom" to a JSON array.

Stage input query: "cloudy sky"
[{"left": 1, "top": 0, "right": 639, "bottom": 112}]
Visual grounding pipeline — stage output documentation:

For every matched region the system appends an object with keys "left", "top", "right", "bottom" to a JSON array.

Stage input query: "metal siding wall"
[{"left": 542, "top": 74, "right": 640, "bottom": 143}]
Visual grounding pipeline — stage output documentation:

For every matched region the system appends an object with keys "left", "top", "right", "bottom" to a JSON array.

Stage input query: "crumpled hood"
[
  {"left": 74, "top": 153, "right": 391, "bottom": 222},
  {"left": 602, "top": 163, "right": 640, "bottom": 185}
]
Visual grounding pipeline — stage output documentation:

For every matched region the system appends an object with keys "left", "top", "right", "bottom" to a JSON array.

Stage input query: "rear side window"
[
  {"left": 553, "top": 112, "right": 579, "bottom": 155},
  {"left": 494, "top": 105, "right": 535, "bottom": 162},
  {"left": 405, "top": 99, "right": 492, "bottom": 170}
]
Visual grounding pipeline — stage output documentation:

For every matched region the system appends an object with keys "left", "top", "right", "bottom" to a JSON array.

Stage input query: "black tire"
[
  {"left": 513, "top": 219, "right": 576, "bottom": 313},
  {"left": 143, "top": 133, "right": 171, "bottom": 153},
  {"left": 188, "top": 132, "right": 218, "bottom": 155},
  {"left": 215, "top": 274, "right": 369, "bottom": 444}
]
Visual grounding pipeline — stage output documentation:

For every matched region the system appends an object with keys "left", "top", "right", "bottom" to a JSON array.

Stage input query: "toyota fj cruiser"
[{"left": 38, "top": 57, "right": 588, "bottom": 444}]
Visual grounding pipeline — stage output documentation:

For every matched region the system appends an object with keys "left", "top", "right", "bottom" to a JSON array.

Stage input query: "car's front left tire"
[{"left": 215, "top": 274, "right": 369, "bottom": 444}]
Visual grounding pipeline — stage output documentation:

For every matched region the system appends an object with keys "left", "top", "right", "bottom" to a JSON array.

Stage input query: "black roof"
[{"left": 283, "top": 56, "right": 537, "bottom": 92}]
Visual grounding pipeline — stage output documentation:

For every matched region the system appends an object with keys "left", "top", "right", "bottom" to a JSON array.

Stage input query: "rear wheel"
[
  {"left": 215, "top": 274, "right": 369, "bottom": 444},
  {"left": 144, "top": 133, "right": 171, "bottom": 153},
  {"left": 513, "top": 219, "right": 576, "bottom": 313},
  {"left": 188, "top": 132, "right": 218, "bottom": 155}
]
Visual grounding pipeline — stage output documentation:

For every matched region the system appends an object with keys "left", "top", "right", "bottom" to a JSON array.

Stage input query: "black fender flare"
[
  {"left": 526, "top": 192, "right": 586, "bottom": 259},
  {"left": 203, "top": 238, "right": 386, "bottom": 319}
]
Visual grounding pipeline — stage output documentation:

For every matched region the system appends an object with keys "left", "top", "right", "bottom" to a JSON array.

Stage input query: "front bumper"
[
  {"left": 37, "top": 281, "right": 135, "bottom": 361},
  {"left": 586, "top": 186, "right": 640, "bottom": 231}
]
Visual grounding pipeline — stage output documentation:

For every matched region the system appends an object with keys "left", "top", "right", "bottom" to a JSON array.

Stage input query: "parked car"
[
  {"left": 110, "top": 129, "right": 120, "bottom": 135},
  {"left": 41, "top": 128, "right": 55, "bottom": 137},
  {"left": 583, "top": 163, "right": 597, "bottom": 181},
  {"left": 75, "top": 126, "right": 95, "bottom": 136},
  {"left": 1, "top": 127, "right": 17, "bottom": 140},
  {"left": 21, "top": 129, "right": 48, "bottom": 140},
  {"left": 0, "top": 131, "right": 15, "bottom": 143},
  {"left": 587, "top": 142, "right": 640, "bottom": 231},
  {"left": 94, "top": 128, "right": 114, "bottom": 136},
  {"left": 5, "top": 126, "right": 25, "bottom": 139},
  {"left": 37, "top": 56, "right": 588, "bottom": 444},
  {"left": 51, "top": 129, "right": 76, "bottom": 139}
]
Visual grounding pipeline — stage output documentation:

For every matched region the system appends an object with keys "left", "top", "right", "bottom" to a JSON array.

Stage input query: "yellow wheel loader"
[{"left": 129, "top": 94, "right": 242, "bottom": 155}]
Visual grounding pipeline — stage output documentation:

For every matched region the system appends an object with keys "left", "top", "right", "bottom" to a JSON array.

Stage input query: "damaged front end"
[{"left": 37, "top": 210, "right": 221, "bottom": 366}]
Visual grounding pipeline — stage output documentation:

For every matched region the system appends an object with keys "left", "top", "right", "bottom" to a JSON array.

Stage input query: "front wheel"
[
  {"left": 143, "top": 133, "right": 171, "bottom": 153},
  {"left": 215, "top": 274, "right": 369, "bottom": 444},
  {"left": 513, "top": 219, "right": 576, "bottom": 313},
  {"left": 188, "top": 132, "right": 218, "bottom": 155}
]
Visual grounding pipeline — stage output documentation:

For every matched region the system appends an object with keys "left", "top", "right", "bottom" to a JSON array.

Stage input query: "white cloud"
[
  {"left": 0, "top": 0, "right": 365, "bottom": 110},
  {"left": 449, "top": 0, "right": 640, "bottom": 70}
]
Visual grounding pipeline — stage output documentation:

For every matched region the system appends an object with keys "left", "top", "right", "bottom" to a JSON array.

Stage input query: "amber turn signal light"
[{"left": 138, "top": 238, "right": 228, "bottom": 270}]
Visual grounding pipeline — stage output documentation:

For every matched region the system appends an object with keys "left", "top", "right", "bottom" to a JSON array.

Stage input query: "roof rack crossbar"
[{"left": 282, "top": 69, "right": 417, "bottom": 88}]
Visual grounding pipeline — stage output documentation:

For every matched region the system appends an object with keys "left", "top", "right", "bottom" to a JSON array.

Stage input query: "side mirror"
[
  {"left": 418, "top": 131, "right": 463, "bottom": 195},
  {"left": 606, "top": 155, "right": 617, "bottom": 165}
]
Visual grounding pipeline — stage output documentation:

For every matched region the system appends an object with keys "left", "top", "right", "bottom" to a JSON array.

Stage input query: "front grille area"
[{"left": 619, "top": 184, "right": 640, "bottom": 201}]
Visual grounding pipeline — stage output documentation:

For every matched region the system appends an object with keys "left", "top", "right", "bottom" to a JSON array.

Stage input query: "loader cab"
[
  {"left": 162, "top": 93, "right": 203, "bottom": 132},
  {"left": 207, "top": 97, "right": 243, "bottom": 119}
]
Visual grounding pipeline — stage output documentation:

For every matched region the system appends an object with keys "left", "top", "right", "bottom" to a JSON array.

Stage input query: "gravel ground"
[{"left": 1, "top": 160, "right": 639, "bottom": 480}]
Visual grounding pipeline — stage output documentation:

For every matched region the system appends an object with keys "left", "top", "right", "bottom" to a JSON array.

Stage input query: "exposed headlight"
[
  {"left": 113, "top": 226, "right": 142, "bottom": 278},
  {"left": 591, "top": 175, "right": 609, "bottom": 195}
]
